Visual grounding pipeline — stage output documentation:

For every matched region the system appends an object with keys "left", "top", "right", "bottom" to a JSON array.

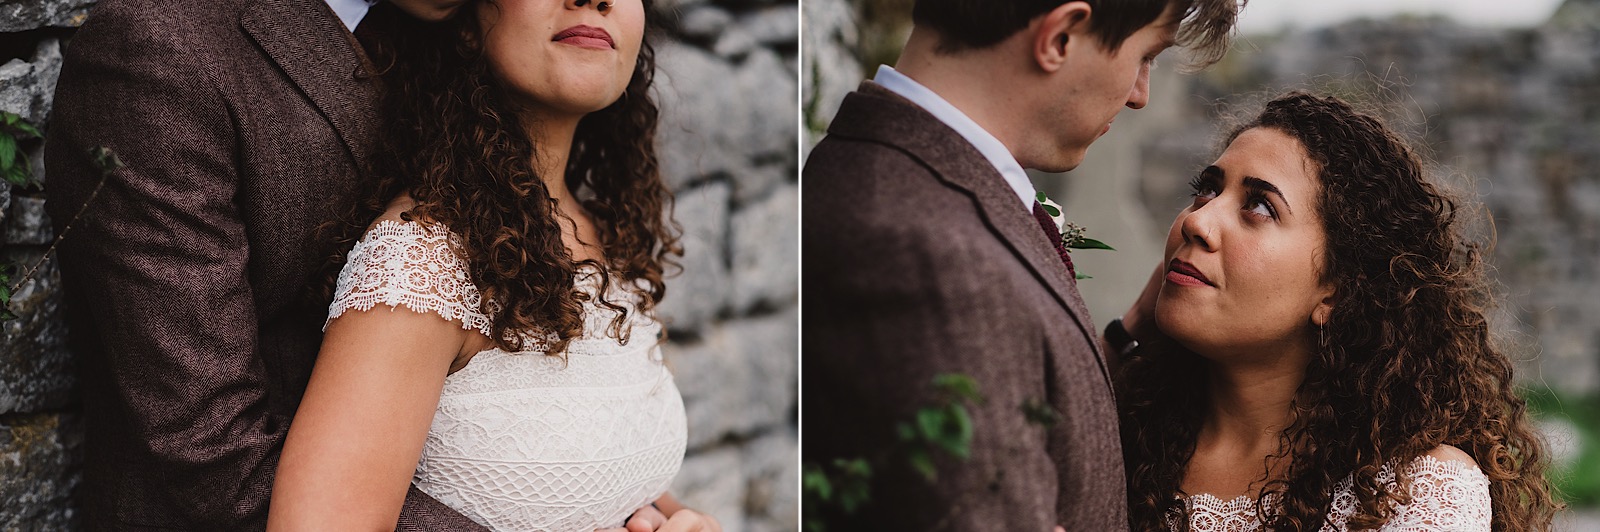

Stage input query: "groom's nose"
[{"left": 1126, "top": 63, "right": 1151, "bottom": 110}]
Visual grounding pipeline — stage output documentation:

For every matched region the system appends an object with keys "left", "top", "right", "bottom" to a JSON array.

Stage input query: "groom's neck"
[{"left": 895, "top": 28, "right": 1034, "bottom": 167}]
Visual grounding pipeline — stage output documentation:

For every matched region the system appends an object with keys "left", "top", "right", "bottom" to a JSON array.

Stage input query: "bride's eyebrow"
[{"left": 1243, "top": 176, "right": 1293, "bottom": 214}]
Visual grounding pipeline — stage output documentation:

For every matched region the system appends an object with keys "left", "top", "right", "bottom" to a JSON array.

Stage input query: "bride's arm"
[{"left": 267, "top": 307, "right": 467, "bottom": 531}]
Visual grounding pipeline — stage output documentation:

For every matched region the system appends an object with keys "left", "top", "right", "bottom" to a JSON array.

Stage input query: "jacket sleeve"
[
  {"left": 44, "top": 8, "right": 486, "bottom": 530},
  {"left": 45, "top": 8, "right": 289, "bottom": 528},
  {"left": 802, "top": 154, "right": 1061, "bottom": 531}
]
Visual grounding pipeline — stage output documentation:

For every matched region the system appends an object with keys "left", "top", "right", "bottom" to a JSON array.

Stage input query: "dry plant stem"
[{"left": 8, "top": 172, "right": 107, "bottom": 295}]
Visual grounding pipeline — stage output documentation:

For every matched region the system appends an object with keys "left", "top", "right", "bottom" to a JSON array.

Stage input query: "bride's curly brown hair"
[
  {"left": 317, "top": 1, "right": 681, "bottom": 356},
  {"left": 1118, "top": 92, "right": 1557, "bottom": 531}
]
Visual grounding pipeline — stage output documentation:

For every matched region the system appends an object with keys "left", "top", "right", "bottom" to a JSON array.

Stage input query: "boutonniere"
[{"left": 1036, "top": 192, "right": 1114, "bottom": 279}]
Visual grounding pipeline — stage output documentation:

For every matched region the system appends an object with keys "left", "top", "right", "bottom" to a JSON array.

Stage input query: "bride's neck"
[
  {"left": 1198, "top": 354, "right": 1307, "bottom": 456},
  {"left": 521, "top": 110, "right": 584, "bottom": 207}
]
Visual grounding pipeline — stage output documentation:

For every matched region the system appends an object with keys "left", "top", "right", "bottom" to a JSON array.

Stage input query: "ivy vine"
[
  {"left": 802, "top": 373, "right": 984, "bottom": 531},
  {"left": 0, "top": 110, "right": 120, "bottom": 321}
]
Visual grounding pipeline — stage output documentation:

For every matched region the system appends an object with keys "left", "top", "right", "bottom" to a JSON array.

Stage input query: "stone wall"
[{"left": 0, "top": 0, "right": 798, "bottom": 529}]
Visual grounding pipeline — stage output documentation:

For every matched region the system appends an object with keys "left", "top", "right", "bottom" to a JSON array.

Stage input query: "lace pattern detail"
[
  {"left": 1171, "top": 455, "right": 1491, "bottom": 531},
  {"left": 327, "top": 220, "right": 495, "bottom": 336},
  {"left": 326, "top": 220, "right": 687, "bottom": 531}
]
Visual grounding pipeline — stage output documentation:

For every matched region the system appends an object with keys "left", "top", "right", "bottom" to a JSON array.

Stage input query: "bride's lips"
[
  {"left": 553, "top": 25, "right": 614, "bottom": 50},
  {"left": 1166, "top": 258, "right": 1215, "bottom": 287}
]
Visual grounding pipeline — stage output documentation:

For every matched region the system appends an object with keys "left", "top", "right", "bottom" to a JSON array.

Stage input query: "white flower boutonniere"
[{"left": 1035, "top": 191, "right": 1115, "bottom": 279}]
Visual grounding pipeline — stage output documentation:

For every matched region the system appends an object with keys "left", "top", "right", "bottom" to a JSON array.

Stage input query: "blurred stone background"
[
  {"left": 805, "top": 0, "right": 1600, "bottom": 527},
  {"left": 0, "top": 0, "right": 798, "bottom": 529}
]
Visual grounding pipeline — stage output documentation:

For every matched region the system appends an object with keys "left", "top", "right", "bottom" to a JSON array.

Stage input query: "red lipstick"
[
  {"left": 553, "top": 25, "right": 614, "bottom": 50},
  {"left": 1166, "top": 258, "right": 1214, "bottom": 287}
]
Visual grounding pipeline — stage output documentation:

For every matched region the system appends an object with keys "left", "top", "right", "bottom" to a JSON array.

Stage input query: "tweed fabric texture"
[
  {"left": 44, "top": 0, "right": 483, "bottom": 528},
  {"left": 801, "top": 82, "right": 1125, "bottom": 531}
]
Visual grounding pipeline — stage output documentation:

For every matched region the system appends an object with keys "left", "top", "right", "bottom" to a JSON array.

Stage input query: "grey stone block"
[
  {"left": 729, "top": 184, "right": 796, "bottom": 312},
  {"left": 736, "top": 5, "right": 799, "bottom": 47},
  {"left": 669, "top": 310, "right": 796, "bottom": 450},
  {"left": 4, "top": 195, "right": 52, "bottom": 245},
  {"left": 672, "top": 445, "right": 746, "bottom": 532},
  {"left": 731, "top": 159, "right": 788, "bottom": 207},
  {"left": 742, "top": 428, "right": 798, "bottom": 532},
  {"left": 656, "top": 43, "right": 797, "bottom": 189},
  {"left": 0, "top": 185, "right": 10, "bottom": 228},
  {"left": 0, "top": 250, "right": 74, "bottom": 414},
  {"left": 800, "top": 0, "right": 862, "bottom": 153},
  {"left": 712, "top": 28, "right": 759, "bottom": 59},
  {"left": 677, "top": 4, "right": 732, "bottom": 40},
  {"left": 658, "top": 181, "right": 730, "bottom": 333},
  {"left": 0, "top": 0, "right": 95, "bottom": 32},
  {"left": 0, "top": 38, "right": 63, "bottom": 127},
  {"left": 0, "top": 413, "right": 81, "bottom": 530}
]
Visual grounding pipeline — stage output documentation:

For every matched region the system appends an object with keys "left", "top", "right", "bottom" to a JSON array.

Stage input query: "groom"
[
  {"left": 803, "top": 0, "right": 1237, "bottom": 529},
  {"left": 45, "top": 0, "right": 478, "bottom": 529}
]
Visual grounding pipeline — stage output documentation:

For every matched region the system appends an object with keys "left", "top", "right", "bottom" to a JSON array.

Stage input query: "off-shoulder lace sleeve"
[
  {"left": 326, "top": 220, "right": 494, "bottom": 336},
  {"left": 1381, "top": 455, "right": 1492, "bottom": 531}
]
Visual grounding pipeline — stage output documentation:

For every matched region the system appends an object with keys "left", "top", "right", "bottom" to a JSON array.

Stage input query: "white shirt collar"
[
  {"left": 872, "top": 65, "right": 1037, "bottom": 209},
  {"left": 326, "top": 0, "right": 379, "bottom": 31}
]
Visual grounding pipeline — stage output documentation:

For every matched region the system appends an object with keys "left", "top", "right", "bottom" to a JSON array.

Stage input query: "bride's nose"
[
  {"left": 569, "top": 0, "right": 613, "bottom": 13},
  {"left": 1180, "top": 205, "right": 1219, "bottom": 252}
]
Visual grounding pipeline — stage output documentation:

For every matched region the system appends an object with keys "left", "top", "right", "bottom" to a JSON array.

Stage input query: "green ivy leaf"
[
  {"left": 4, "top": 164, "right": 26, "bottom": 188},
  {"left": 11, "top": 120, "right": 42, "bottom": 139},
  {"left": 0, "top": 133, "right": 15, "bottom": 171},
  {"left": 90, "top": 146, "right": 126, "bottom": 175},
  {"left": 906, "top": 448, "right": 936, "bottom": 482},
  {"left": 1021, "top": 398, "right": 1061, "bottom": 427},
  {"left": 932, "top": 373, "right": 981, "bottom": 403},
  {"left": 802, "top": 465, "right": 833, "bottom": 501},
  {"left": 915, "top": 407, "right": 947, "bottom": 441},
  {"left": 1067, "top": 237, "right": 1115, "bottom": 251},
  {"left": 0, "top": 308, "right": 16, "bottom": 321},
  {"left": 937, "top": 406, "right": 974, "bottom": 459}
]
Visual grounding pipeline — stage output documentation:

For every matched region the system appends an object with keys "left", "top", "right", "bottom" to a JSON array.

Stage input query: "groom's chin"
[{"left": 1032, "top": 156, "right": 1084, "bottom": 174}]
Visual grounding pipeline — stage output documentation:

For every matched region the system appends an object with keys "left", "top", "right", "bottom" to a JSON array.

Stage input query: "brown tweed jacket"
[
  {"left": 44, "top": 0, "right": 484, "bottom": 529},
  {"left": 801, "top": 82, "right": 1129, "bottom": 531}
]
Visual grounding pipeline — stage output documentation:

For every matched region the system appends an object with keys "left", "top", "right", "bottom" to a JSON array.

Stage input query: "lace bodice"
[
  {"left": 1171, "top": 455, "right": 1491, "bottom": 531},
  {"left": 327, "top": 220, "right": 687, "bottom": 531}
]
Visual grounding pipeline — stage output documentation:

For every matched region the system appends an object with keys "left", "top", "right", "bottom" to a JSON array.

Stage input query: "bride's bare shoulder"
[
  {"left": 367, "top": 194, "right": 425, "bottom": 229},
  {"left": 1421, "top": 444, "right": 1480, "bottom": 469}
]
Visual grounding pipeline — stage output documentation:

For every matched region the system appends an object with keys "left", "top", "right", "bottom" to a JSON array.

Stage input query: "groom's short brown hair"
[{"left": 912, "top": 0, "right": 1241, "bottom": 68}]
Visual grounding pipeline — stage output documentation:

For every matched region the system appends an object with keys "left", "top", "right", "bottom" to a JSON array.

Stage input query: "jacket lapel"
[
  {"left": 826, "top": 82, "right": 1110, "bottom": 386},
  {"left": 240, "top": 0, "right": 379, "bottom": 175}
]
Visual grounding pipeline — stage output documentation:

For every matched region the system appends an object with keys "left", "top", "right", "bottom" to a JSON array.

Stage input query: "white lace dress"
[
  {"left": 1170, "top": 456, "right": 1491, "bottom": 531},
  {"left": 326, "top": 220, "right": 688, "bottom": 531}
]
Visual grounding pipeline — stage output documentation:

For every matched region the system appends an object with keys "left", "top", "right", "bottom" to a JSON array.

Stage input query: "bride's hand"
[
  {"left": 657, "top": 508, "right": 720, "bottom": 532},
  {"left": 1122, "top": 261, "right": 1165, "bottom": 342},
  {"left": 596, "top": 495, "right": 720, "bottom": 532},
  {"left": 595, "top": 504, "right": 667, "bottom": 532}
]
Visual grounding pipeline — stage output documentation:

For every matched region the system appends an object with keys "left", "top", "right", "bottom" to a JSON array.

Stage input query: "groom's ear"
[{"left": 1032, "top": 1, "right": 1094, "bottom": 73}]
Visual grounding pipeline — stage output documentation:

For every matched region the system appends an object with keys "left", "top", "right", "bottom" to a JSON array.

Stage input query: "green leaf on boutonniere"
[
  {"left": 1076, "top": 273, "right": 1092, "bottom": 280},
  {"left": 1067, "top": 237, "right": 1115, "bottom": 251}
]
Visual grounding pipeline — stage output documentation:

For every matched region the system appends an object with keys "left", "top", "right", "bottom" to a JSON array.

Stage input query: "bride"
[
  {"left": 1110, "top": 92, "right": 1558, "bottom": 531},
  {"left": 266, "top": 0, "right": 718, "bottom": 530}
]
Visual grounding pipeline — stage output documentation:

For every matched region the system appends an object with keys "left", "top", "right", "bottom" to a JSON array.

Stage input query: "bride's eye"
[
  {"left": 1187, "top": 175, "right": 1218, "bottom": 203},
  {"left": 1244, "top": 192, "right": 1278, "bottom": 220}
]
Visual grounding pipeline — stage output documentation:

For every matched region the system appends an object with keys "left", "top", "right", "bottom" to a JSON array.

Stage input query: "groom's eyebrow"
[{"left": 1243, "top": 176, "right": 1293, "bottom": 214}]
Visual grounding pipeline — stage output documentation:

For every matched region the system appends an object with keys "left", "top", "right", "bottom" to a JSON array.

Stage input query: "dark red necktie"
[{"left": 1031, "top": 201, "right": 1077, "bottom": 281}]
